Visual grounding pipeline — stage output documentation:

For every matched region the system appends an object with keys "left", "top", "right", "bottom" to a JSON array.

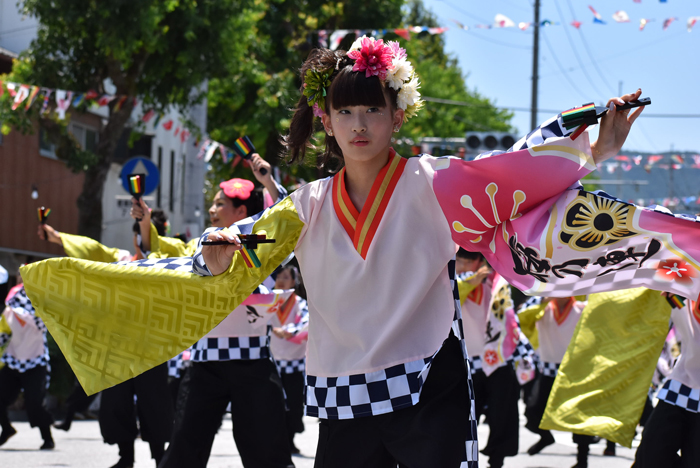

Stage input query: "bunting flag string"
[
  {"left": 0, "top": 79, "right": 140, "bottom": 121},
  {"left": 0, "top": 79, "right": 194, "bottom": 141},
  {"left": 317, "top": 26, "right": 448, "bottom": 50},
  {"left": 442, "top": 8, "right": 700, "bottom": 33}
]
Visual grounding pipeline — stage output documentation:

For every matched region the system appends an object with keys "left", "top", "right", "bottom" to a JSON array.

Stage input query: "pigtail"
[
  {"left": 283, "top": 94, "right": 317, "bottom": 166},
  {"left": 282, "top": 48, "right": 351, "bottom": 171}
]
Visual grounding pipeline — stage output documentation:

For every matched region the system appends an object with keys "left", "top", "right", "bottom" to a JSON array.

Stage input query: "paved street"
[{"left": 2, "top": 404, "right": 640, "bottom": 468}]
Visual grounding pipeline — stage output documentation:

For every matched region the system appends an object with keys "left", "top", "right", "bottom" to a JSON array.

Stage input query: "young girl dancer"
[{"left": 195, "top": 37, "right": 643, "bottom": 467}]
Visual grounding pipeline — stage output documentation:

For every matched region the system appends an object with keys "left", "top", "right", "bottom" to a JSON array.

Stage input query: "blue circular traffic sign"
[{"left": 120, "top": 157, "right": 160, "bottom": 196}]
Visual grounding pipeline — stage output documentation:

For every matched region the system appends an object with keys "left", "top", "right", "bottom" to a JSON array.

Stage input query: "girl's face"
[
  {"left": 322, "top": 93, "right": 404, "bottom": 165},
  {"left": 456, "top": 257, "right": 483, "bottom": 275},
  {"left": 209, "top": 190, "right": 247, "bottom": 228},
  {"left": 274, "top": 269, "right": 295, "bottom": 290}
]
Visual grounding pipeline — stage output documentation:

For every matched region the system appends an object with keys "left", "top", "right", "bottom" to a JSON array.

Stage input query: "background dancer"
[
  {"left": 455, "top": 248, "right": 531, "bottom": 468},
  {"left": 270, "top": 265, "right": 309, "bottom": 455},
  {"left": 144, "top": 157, "right": 294, "bottom": 468},
  {"left": 0, "top": 275, "right": 54, "bottom": 450},
  {"left": 633, "top": 293, "right": 700, "bottom": 468}
]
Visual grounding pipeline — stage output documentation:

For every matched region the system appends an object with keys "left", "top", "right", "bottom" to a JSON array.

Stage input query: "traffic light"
[{"left": 464, "top": 132, "right": 517, "bottom": 154}]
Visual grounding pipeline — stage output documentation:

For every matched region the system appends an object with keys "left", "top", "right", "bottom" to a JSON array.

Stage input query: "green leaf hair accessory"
[{"left": 303, "top": 67, "right": 333, "bottom": 116}]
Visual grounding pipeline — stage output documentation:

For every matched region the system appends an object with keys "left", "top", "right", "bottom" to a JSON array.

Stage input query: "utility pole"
[{"left": 531, "top": 0, "right": 540, "bottom": 130}]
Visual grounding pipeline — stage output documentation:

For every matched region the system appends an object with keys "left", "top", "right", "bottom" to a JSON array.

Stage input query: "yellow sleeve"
[
  {"left": 148, "top": 228, "right": 198, "bottom": 259},
  {"left": 19, "top": 196, "right": 304, "bottom": 396},
  {"left": 61, "top": 233, "right": 121, "bottom": 263},
  {"left": 517, "top": 301, "right": 547, "bottom": 350}
]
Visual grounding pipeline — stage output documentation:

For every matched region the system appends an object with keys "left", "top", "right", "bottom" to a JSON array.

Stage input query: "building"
[{"left": 0, "top": 6, "right": 207, "bottom": 288}]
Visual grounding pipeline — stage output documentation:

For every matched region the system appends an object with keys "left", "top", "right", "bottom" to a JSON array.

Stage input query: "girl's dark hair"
[
  {"left": 226, "top": 187, "right": 264, "bottom": 218},
  {"left": 277, "top": 264, "right": 299, "bottom": 286},
  {"left": 456, "top": 248, "right": 484, "bottom": 261},
  {"left": 132, "top": 208, "right": 168, "bottom": 236},
  {"left": 283, "top": 48, "right": 398, "bottom": 170}
]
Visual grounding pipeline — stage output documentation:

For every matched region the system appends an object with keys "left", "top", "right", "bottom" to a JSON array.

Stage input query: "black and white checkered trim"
[
  {"left": 167, "top": 352, "right": 189, "bottom": 378},
  {"left": 6, "top": 286, "right": 35, "bottom": 314},
  {"left": 276, "top": 358, "right": 305, "bottom": 374},
  {"left": 191, "top": 334, "right": 271, "bottom": 362},
  {"left": 469, "top": 355, "right": 482, "bottom": 374},
  {"left": 305, "top": 259, "right": 478, "bottom": 466},
  {"left": 657, "top": 379, "right": 700, "bottom": 413},
  {"left": 114, "top": 256, "right": 194, "bottom": 272},
  {"left": 540, "top": 361, "right": 561, "bottom": 377}
]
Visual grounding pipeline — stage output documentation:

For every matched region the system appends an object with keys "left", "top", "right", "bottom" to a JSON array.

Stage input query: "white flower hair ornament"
[{"left": 305, "top": 36, "right": 423, "bottom": 123}]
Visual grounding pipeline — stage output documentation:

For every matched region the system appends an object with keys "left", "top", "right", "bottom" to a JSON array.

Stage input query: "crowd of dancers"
[{"left": 2, "top": 36, "right": 700, "bottom": 468}]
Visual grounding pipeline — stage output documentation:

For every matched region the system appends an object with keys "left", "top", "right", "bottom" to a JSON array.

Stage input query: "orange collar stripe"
[
  {"left": 467, "top": 283, "right": 484, "bottom": 305},
  {"left": 552, "top": 297, "right": 575, "bottom": 325},
  {"left": 356, "top": 154, "right": 406, "bottom": 258},
  {"left": 333, "top": 168, "right": 357, "bottom": 240},
  {"left": 332, "top": 149, "right": 406, "bottom": 260}
]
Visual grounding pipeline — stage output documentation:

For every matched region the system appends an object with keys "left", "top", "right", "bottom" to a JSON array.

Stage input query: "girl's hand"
[
  {"left": 201, "top": 228, "right": 242, "bottom": 275},
  {"left": 130, "top": 197, "right": 151, "bottom": 224},
  {"left": 250, "top": 154, "right": 272, "bottom": 183},
  {"left": 590, "top": 88, "right": 645, "bottom": 164},
  {"left": 39, "top": 224, "right": 62, "bottom": 245}
]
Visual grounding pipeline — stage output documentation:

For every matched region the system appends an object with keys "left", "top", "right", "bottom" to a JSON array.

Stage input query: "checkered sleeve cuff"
[
  {"left": 657, "top": 379, "right": 700, "bottom": 413},
  {"left": 191, "top": 227, "right": 222, "bottom": 276}
]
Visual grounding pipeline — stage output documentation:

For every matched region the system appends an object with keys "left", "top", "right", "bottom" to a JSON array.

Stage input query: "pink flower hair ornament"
[
  {"left": 304, "top": 36, "right": 423, "bottom": 122},
  {"left": 220, "top": 178, "right": 255, "bottom": 200},
  {"left": 347, "top": 37, "right": 394, "bottom": 80}
]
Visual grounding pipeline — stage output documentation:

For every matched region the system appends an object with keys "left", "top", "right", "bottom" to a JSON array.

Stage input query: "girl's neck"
[{"left": 343, "top": 146, "right": 392, "bottom": 212}]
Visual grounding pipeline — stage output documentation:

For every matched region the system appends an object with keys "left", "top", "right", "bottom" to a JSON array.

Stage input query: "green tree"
[
  {"left": 205, "top": 0, "right": 513, "bottom": 196},
  {"left": 1, "top": 0, "right": 256, "bottom": 240},
  {"left": 205, "top": 0, "right": 404, "bottom": 194}
]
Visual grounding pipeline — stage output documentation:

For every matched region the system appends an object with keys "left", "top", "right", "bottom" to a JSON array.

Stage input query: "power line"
[
  {"left": 551, "top": 0, "right": 607, "bottom": 100},
  {"left": 563, "top": 0, "right": 615, "bottom": 96},
  {"left": 422, "top": 96, "right": 700, "bottom": 118},
  {"left": 540, "top": 29, "right": 589, "bottom": 101}
]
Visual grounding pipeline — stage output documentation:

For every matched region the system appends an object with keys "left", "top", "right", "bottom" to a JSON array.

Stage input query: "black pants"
[
  {"left": 159, "top": 358, "right": 293, "bottom": 468},
  {"left": 472, "top": 364, "right": 520, "bottom": 462},
  {"left": 525, "top": 373, "right": 555, "bottom": 436},
  {"left": 0, "top": 365, "right": 52, "bottom": 430},
  {"left": 313, "top": 333, "right": 471, "bottom": 468},
  {"left": 99, "top": 363, "right": 173, "bottom": 446},
  {"left": 634, "top": 400, "right": 700, "bottom": 468},
  {"left": 280, "top": 370, "right": 305, "bottom": 442},
  {"left": 64, "top": 380, "right": 97, "bottom": 417}
]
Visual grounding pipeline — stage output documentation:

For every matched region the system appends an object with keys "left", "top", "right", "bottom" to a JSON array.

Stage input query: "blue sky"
[{"left": 422, "top": 0, "right": 699, "bottom": 153}]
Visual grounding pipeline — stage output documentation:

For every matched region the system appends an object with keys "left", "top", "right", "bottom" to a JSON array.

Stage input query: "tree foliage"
[
  {"left": 206, "top": 0, "right": 513, "bottom": 193},
  {"left": 1, "top": 0, "right": 255, "bottom": 240}
]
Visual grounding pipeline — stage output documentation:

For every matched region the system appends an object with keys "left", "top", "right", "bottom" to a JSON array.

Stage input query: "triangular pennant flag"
[
  {"left": 162, "top": 120, "right": 173, "bottom": 131},
  {"left": 6, "top": 82, "right": 17, "bottom": 97},
  {"left": 613, "top": 11, "right": 630, "bottom": 23},
  {"left": 688, "top": 17, "right": 700, "bottom": 32},
  {"left": 12, "top": 84, "right": 31, "bottom": 110},
  {"left": 519, "top": 22, "right": 531, "bottom": 31},
  {"left": 204, "top": 142, "right": 219, "bottom": 162},
  {"left": 71, "top": 93, "right": 85, "bottom": 108},
  {"left": 640, "top": 19, "right": 652, "bottom": 31},
  {"left": 196, "top": 139, "right": 210, "bottom": 159},
  {"left": 174, "top": 127, "right": 180, "bottom": 137},
  {"left": 663, "top": 18, "right": 678, "bottom": 30},
  {"left": 55, "top": 90, "right": 73, "bottom": 120},
  {"left": 180, "top": 129, "right": 190, "bottom": 144},
  {"left": 571, "top": 20, "right": 582, "bottom": 29},
  {"left": 84, "top": 90, "right": 99, "bottom": 101},
  {"left": 394, "top": 28, "right": 411, "bottom": 40},
  {"left": 112, "top": 95, "right": 128, "bottom": 112},
  {"left": 97, "top": 94, "right": 116, "bottom": 106},
  {"left": 25, "top": 86, "right": 40, "bottom": 110},
  {"left": 141, "top": 109, "right": 155, "bottom": 123},
  {"left": 40, "top": 89, "right": 52, "bottom": 115},
  {"left": 589, "top": 5, "right": 606, "bottom": 24},
  {"left": 495, "top": 14, "right": 515, "bottom": 28}
]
